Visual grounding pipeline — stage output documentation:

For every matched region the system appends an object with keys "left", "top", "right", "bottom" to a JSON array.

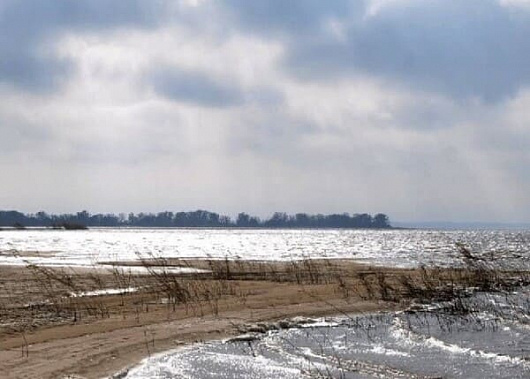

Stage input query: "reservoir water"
[
  {"left": 1, "top": 228, "right": 529, "bottom": 378},
  {"left": 1, "top": 228, "right": 529, "bottom": 269}
]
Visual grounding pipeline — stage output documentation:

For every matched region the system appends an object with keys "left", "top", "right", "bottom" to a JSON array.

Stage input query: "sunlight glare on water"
[{"left": 0, "top": 228, "right": 530, "bottom": 269}]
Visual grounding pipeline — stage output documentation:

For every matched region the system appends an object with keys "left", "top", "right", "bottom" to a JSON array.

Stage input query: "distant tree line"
[{"left": 0, "top": 210, "right": 391, "bottom": 229}]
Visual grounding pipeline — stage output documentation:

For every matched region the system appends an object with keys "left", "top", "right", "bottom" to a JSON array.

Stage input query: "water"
[
  {"left": 2, "top": 228, "right": 530, "bottom": 378},
  {"left": 1, "top": 228, "right": 530, "bottom": 269},
  {"left": 126, "top": 290, "right": 530, "bottom": 379}
]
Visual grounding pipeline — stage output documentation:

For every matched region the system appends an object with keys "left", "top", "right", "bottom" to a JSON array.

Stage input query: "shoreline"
[
  {"left": 0, "top": 260, "right": 411, "bottom": 379},
  {"left": 107, "top": 303, "right": 400, "bottom": 379},
  {"left": 3, "top": 297, "right": 399, "bottom": 379},
  {"left": 1, "top": 257, "right": 517, "bottom": 379}
]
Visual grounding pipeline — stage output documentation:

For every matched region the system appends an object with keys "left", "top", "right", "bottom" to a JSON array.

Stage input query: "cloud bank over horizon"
[{"left": 1, "top": 0, "right": 530, "bottom": 222}]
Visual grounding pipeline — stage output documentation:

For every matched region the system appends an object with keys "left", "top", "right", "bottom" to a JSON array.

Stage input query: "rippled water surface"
[
  {"left": 2, "top": 228, "right": 529, "bottom": 378},
  {"left": 1, "top": 228, "right": 530, "bottom": 268},
  {"left": 126, "top": 289, "right": 530, "bottom": 379}
]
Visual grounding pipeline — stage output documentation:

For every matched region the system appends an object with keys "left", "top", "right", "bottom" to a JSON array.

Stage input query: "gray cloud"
[
  {"left": 0, "top": 0, "right": 165, "bottom": 91},
  {"left": 149, "top": 68, "right": 284, "bottom": 108},
  {"left": 150, "top": 69, "right": 245, "bottom": 107},
  {"left": 222, "top": 0, "right": 357, "bottom": 35},
  {"left": 5, "top": 0, "right": 530, "bottom": 100},
  {"left": 1, "top": 0, "right": 530, "bottom": 222},
  {"left": 226, "top": 0, "right": 530, "bottom": 102}
]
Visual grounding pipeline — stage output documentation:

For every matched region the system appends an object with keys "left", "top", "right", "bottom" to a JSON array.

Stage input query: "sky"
[{"left": 1, "top": 0, "right": 530, "bottom": 222}]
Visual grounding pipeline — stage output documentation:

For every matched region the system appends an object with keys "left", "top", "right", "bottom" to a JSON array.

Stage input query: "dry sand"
[{"left": 0, "top": 260, "right": 417, "bottom": 379}]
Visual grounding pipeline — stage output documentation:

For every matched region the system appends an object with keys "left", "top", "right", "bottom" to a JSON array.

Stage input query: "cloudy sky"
[{"left": 1, "top": 0, "right": 530, "bottom": 222}]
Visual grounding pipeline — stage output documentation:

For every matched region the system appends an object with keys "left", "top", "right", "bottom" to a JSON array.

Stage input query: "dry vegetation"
[{"left": 0, "top": 248, "right": 528, "bottom": 378}]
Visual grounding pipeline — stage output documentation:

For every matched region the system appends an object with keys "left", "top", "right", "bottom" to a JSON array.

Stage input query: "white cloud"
[
  {"left": 499, "top": 0, "right": 530, "bottom": 9},
  {"left": 365, "top": 0, "right": 411, "bottom": 17},
  {"left": 1, "top": 0, "right": 530, "bottom": 222}
]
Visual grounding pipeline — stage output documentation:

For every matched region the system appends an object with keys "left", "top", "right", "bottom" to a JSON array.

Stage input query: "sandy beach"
[
  {"left": 0, "top": 260, "right": 417, "bottom": 379},
  {"left": 1, "top": 251, "right": 528, "bottom": 379}
]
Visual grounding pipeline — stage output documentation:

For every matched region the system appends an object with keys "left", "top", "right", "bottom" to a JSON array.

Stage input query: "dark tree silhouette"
[{"left": 0, "top": 210, "right": 391, "bottom": 229}]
